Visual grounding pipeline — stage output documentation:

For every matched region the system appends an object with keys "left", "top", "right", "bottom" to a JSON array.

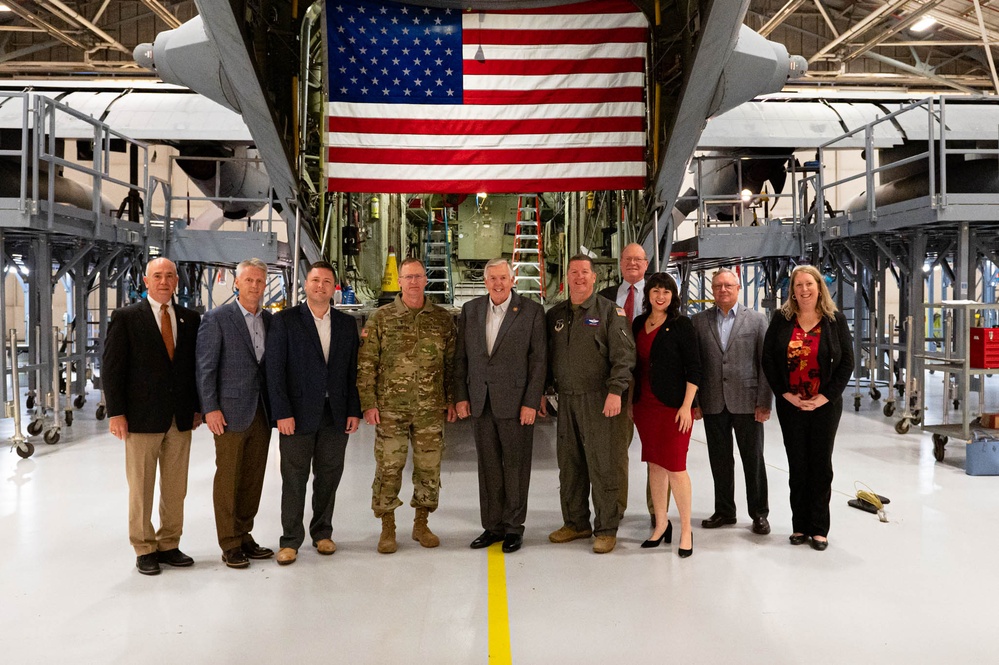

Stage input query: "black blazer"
[
  {"left": 631, "top": 313, "right": 701, "bottom": 408},
  {"left": 761, "top": 310, "right": 854, "bottom": 401},
  {"left": 265, "top": 302, "right": 362, "bottom": 434},
  {"left": 102, "top": 299, "right": 201, "bottom": 433}
]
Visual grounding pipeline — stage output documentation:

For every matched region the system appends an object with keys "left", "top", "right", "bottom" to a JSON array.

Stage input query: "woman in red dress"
[{"left": 631, "top": 273, "right": 701, "bottom": 557}]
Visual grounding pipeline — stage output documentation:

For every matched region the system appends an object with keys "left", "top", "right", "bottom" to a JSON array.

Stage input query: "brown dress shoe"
[
  {"left": 315, "top": 539, "right": 337, "bottom": 555},
  {"left": 276, "top": 547, "right": 297, "bottom": 565},
  {"left": 592, "top": 535, "right": 617, "bottom": 554}
]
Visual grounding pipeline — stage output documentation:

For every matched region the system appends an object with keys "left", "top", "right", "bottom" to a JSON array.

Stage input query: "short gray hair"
[
  {"left": 236, "top": 257, "right": 268, "bottom": 278},
  {"left": 483, "top": 257, "right": 514, "bottom": 279},
  {"left": 711, "top": 267, "right": 738, "bottom": 284}
]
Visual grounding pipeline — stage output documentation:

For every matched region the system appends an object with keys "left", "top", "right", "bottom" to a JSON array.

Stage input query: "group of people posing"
[{"left": 103, "top": 246, "right": 853, "bottom": 576}]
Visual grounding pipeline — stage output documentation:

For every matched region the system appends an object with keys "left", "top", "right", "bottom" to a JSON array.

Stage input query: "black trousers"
[
  {"left": 473, "top": 397, "right": 534, "bottom": 536},
  {"left": 703, "top": 408, "right": 769, "bottom": 520},
  {"left": 278, "top": 402, "right": 349, "bottom": 550},
  {"left": 774, "top": 397, "right": 841, "bottom": 538}
]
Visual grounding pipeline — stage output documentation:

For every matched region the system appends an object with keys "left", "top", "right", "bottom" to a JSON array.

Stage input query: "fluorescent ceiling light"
[
  {"left": 0, "top": 4, "right": 10, "bottom": 11},
  {"left": 911, "top": 16, "right": 937, "bottom": 33}
]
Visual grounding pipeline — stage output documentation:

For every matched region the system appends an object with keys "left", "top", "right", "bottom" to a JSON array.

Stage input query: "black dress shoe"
[
  {"left": 241, "top": 541, "right": 274, "bottom": 559},
  {"left": 751, "top": 516, "right": 771, "bottom": 535},
  {"left": 470, "top": 531, "right": 504, "bottom": 549},
  {"left": 789, "top": 533, "right": 808, "bottom": 546},
  {"left": 810, "top": 537, "right": 829, "bottom": 551},
  {"left": 222, "top": 548, "right": 250, "bottom": 569},
  {"left": 157, "top": 548, "right": 194, "bottom": 567},
  {"left": 136, "top": 553, "right": 161, "bottom": 575},
  {"left": 678, "top": 533, "right": 693, "bottom": 558},
  {"left": 641, "top": 520, "right": 673, "bottom": 548},
  {"left": 701, "top": 514, "right": 737, "bottom": 529},
  {"left": 501, "top": 534, "right": 523, "bottom": 553}
]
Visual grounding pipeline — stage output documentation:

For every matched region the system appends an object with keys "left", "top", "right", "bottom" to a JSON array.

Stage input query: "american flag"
[{"left": 325, "top": 0, "right": 648, "bottom": 194}]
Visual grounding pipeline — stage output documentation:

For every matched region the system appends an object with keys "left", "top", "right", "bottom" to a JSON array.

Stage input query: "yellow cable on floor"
[
  {"left": 487, "top": 543, "right": 512, "bottom": 664},
  {"left": 855, "top": 481, "right": 888, "bottom": 523}
]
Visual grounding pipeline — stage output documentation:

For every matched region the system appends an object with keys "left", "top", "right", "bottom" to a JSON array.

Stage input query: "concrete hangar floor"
[{"left": 2, "top": 377, "right": 996, "bottom": 664}]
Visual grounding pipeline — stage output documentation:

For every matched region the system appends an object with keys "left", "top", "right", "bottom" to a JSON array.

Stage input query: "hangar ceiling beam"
[
  {"left": 808, "top": 0, "right": 910, "bottom": 64},
  {"left": 138, "top": 0, "right": 183, "bottom": 29},
  {"left": 970, "top": 0, "right": 999, "bottom": 95},
  {"left": 758, "top": 0, "right": 806, "bottom": 37},
  {"left": 841, "top": 0, "right": 947, "bottom": 64},
  {"left": 44, "top": 0, "right": 131, "bottom": 54},
  {"left": 2, "top": 3, "right": 89, "bottom": 51},
  {"left": 862, "top": 51, "right": 980, "bottom": 94}
]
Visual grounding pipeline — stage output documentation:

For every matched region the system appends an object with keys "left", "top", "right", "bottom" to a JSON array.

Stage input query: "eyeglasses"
[
  {"left": 712, "top": 283, "right": 739, "bottom": 290},
  {"left": 399, "top": 274, "right": 425, "bottom": 281},
  {"left": 621, "top": 257, "right": 648, "bottom": 264}
]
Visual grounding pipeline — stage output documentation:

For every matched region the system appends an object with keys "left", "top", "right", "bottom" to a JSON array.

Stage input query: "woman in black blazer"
[
  {"left": 631, "top": 272, "right": 701, "bottom": 557},
  {"left": 762, "top": 265, "right": 853, "bottom": 551}
]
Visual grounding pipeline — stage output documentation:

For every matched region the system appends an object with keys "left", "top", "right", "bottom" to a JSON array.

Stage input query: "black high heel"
[
  {"left": 678, "top": 532, "right": 693, "bottom": 558},
  {"left": 641, "top": 520, "right": 673, "bottom": 548}
]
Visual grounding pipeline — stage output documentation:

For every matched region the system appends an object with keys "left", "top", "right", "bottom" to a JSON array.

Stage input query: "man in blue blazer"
[
  {"left": 104, "top": 257, "right": 201, "bottom": 575},
  {"left": 454, "top": 258, "right": 546, "bottom": 553},
  {"left": 265, "top": 261, "right": 362, "bottom": 565},
  {"left": 196, "top": 258, "right": 275, "bottom": 569}
]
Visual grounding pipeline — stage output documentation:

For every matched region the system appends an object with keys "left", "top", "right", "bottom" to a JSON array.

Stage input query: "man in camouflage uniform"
[
  {"left": 357, "top": 257, "right": 457, "bottom": 554},
  {"left": 545, "top": 254, "right": 635, "bottom": 554}
]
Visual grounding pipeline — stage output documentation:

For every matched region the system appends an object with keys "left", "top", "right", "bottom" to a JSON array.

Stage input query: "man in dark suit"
[
  {"left": 691, "top": 268, "right": 772, "bottom": 535},
  {"left": 598, "top": 242, "right": 654, "bottom": 522},
  {"left": 196, "top": 258, "right": 274, "bottom": 569},
  {"left": 265, "top": 261, "right": 361, "bottom": 566},
  {"left": 103, "top": 257, "right": 202, "bottom": 576},
  {"left": 454, "top": 258, "right": 546, "bottom": 554}
]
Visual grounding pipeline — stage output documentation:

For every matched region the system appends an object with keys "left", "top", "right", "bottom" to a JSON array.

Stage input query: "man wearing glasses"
[
  {"left": 357, "top": 258, "right": 457, "bottom": 554},
  {"left": 598, "top": 243, "right": 654, "bottom": 524},
  {"left": 691, "top": 268, "right": 772, "bottom": 536}
]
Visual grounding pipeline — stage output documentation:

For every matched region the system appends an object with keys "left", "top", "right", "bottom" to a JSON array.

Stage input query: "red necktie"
[
  {"left": 161, "top": 304, "right": 175, "bottom": 360},
  {"left": 624, "top": 285, "right": 635, "bottom": 322}
]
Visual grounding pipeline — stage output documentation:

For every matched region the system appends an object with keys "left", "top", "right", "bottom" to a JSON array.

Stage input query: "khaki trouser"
[
  {"left": 125, "top": 420, "right": 192, "bottom": 555},
  {"left": 213, "top": 405, "right": 271, "bottom": 551}
]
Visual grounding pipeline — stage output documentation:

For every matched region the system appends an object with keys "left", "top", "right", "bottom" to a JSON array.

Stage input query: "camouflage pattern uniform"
[
  {"left": 547, "top": 291, "right": 635, "bottom": 536},
  {"left": 357, "top": 294, "right": 456, "bottom": 517}
]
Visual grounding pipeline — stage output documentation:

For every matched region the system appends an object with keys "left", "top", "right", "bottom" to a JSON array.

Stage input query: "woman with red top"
[
  {"left": 762, "top": 265, "right": 853, "bottom": 551},
  {"left": 631, "top": 273, "right": 701, "bottom": 558}
]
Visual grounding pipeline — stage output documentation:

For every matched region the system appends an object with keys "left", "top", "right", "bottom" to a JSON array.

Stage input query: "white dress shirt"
[
  {"left": 615, "top": 279, "right": 645, "bottom": 322},
  {"left": 485, "top": 292, "right": 512, "bottom": 355},
  {"left": 147, "top": 294, "right": 176, "bottom": 345},
  {"left": 311, "top": 304, "right": 332, "bottom": 363}
]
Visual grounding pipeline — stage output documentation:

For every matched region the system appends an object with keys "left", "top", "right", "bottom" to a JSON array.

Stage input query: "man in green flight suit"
[
  {"left": 545, "top": 254, "right": 636, "bottom": 554},
  {"left": 357, "top": 257, "right": 457, "bottom": 554}
]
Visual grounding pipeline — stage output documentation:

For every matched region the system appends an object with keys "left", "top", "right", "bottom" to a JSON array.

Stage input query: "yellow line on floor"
[{"left": 487, "top": 543, "right": 512, "bottom": 664}]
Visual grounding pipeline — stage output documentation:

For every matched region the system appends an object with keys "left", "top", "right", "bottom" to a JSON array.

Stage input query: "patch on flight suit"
[
  {"left": 584, "top": 317, "right": 600, "bottom": 326},
  {"left": 615, "top": 307, "right": 627, "bottom": 317}
]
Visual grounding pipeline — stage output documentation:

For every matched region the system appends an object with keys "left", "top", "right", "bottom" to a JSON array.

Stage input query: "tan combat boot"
[
  {"left": 377, "top": 513, "right": 397, "bottom": 554},
  {"left": 412, "top": 507, "right": 440, "bottom": 548}
]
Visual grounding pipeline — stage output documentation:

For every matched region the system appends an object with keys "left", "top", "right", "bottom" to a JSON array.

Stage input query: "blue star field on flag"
[{"left": 328, "top": 0, "right": 464, "bottom": 105}]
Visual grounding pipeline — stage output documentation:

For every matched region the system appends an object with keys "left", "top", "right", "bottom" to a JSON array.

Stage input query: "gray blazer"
[
  {"left": 691, "top": 305, "right": 771, "bottom": 415},
  {"left": 196, "top": 300, "right": 272, "bottom": 433},
  {"left": 453, "top": 291, "right": 547, "bottom": 419}
]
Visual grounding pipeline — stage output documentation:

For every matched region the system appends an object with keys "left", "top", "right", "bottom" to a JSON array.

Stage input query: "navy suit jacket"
[
  {"left": 102, "top": 298, "right": 201, "bottom": 433},
  {"left": 453, "top": 291, "right": 547, "bottom": 419},
  {"left": 195, "top": 300, "right": 272, "bottom": 432},
  {"left": 265, "top": 302, "right": 362, "bottom": 434}
]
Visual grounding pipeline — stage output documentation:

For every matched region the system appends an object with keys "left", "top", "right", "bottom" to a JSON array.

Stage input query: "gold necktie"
[{"left": 161, "top": 304, "right": 174, "bottom": 360}]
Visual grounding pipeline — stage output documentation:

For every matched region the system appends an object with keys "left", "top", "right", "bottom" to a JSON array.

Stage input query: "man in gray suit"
[
  {"left": 691, "top": 268, "right": 772, "bottom": 535},
  {"left": 196, "top": 258, "right": 275, "bottom": 568},
  {"left": 454, "top": 258, "right": 546, "bottom": 554}
]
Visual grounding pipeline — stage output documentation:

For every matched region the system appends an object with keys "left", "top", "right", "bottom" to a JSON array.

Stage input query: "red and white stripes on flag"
[{"left": 325, "top": 0, "right": 648, "bottom": 194}]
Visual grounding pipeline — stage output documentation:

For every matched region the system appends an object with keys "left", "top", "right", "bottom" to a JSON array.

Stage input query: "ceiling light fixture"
[{"left": 911, "top": 16, "right": 937, "bottom": 33}]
